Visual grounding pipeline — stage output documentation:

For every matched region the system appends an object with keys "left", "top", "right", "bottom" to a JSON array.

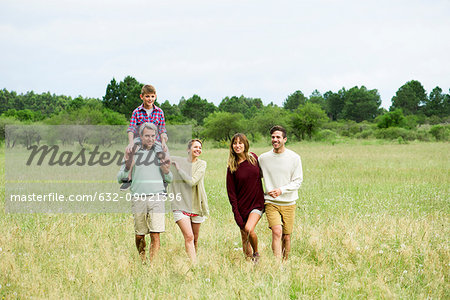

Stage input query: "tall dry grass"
[{"left": 0, "top": 141, "right": 448, "bottom": 298}]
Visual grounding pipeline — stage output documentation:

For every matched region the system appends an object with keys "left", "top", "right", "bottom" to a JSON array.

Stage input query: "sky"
[{"left": 1, "top": 0, "right": 449, "bottom": 109}]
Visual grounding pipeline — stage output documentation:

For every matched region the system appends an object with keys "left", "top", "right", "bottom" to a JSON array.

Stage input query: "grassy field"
[{"left": 0, "top": 141, "right": 449, "bottom": 298}]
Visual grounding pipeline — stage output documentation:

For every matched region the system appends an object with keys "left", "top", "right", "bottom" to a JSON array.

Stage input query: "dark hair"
[{"left": 270, "top": 125, "right": 287, "bottom": 138}]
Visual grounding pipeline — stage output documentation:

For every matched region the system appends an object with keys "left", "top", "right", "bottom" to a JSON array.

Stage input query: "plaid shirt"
[{"left": 127, "top": 104, "right": 167, "bottom": 141}]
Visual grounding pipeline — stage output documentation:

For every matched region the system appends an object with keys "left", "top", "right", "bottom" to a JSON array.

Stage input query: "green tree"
[
  {"left": 324, "top": 89, "right": 345, "bottom": 121},
  {"left": 2, "top": 109, "right": 45, "bottom": 122},
  {"left": 179, "top": 95, "right": 216, "bottom": 125},
  {"left": 283, "top": 90, "right": 307, "bottom": 111},
  {"left": 390, "top": 80, "right": 427, "bottom": 115},
  {"left": 103, "top": 76, "right": 143, "bottom": 117},
  {"left": 160, "top": 100, "right": 185, "bottom": 123},
  {"left": 0, "top": 89, "right": 15, "bottom": 114},
  {"left": 46, "top": 99, "right": 127, "bottom": 125},
  {"left": 250, "top": 105, "right": 291, "bottom": 136},
  {"left": 219, "top": 96, "right": 249, "bottom": 115},
  {"left": 423, "top": 86, "right": 449, "bottom": 117},
  {"left": 291, "top": 102, "right": 328, "bottom": 140},
  {"left": 219, "top": 95, "right": 263, "bottom": 118},
  {"left": 376, "top": 109, "right": 406, "bottom": 128},
  {"left": 308, "top": 89, "right": 326, "bottom": 110},
  {"left": 341, "top": 86, "right": 381, "bottom": 122},
  {"left": 0, "top": 88, "right": 71, "bottom": 117},
  {"left": 202, "top": 112, "right": 245, "bottom": 141}
]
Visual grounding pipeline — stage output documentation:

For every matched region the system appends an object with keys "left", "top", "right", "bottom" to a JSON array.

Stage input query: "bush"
[
  {"left": 415, "top": 127, "right": 432, "bottom": 142},
  {"left": 210, "top": 140, "right": 230, "bottom": 149},
  {"left": 429, "top": 124, "right": 450, "bottom": 141},
  {"left": 313, "top": 129, "right": 337, "bottom": 141},
  {"left": 376, "top": 109, "right": 405, "bottom": 129},
  {"left": 0, "top": 116, "right": 20, "bottom": 140},
  {"left": 374, "top": 127, "right": 416, "bottom": 140},
  {"left": 355, "top": 129, "right": 374, "bottom": 139},
  {"left": 324, "top": 120, "right": 375, "bottom": 138}
]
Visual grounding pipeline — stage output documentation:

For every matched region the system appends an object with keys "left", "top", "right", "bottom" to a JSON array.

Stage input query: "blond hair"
[
  {"left": 188, "top": 139, "right": 203, "bottom": 150},
  {"left": 227, "top": 133, "right": 256, "bottom": 173}
]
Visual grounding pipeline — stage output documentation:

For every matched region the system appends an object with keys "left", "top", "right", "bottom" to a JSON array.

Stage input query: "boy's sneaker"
[{"left": 120, "top": 179, "right": 132, "bottom": 191}]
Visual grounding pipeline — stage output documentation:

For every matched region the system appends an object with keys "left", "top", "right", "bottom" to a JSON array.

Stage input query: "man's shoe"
[
  {"left": 252, "top": 252, "right": 260, "bottom": 264},
  {"left": 139, "top": 251, "right": 147, "bottom": 264},
  {"left": 120, "top": 179, "right": 132, "bottom": 191}
]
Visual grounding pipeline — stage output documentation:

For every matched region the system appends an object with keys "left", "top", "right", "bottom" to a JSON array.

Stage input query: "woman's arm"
[
  {"left": 177, "top": 160, "right": 206, "bottom": 187},
  {"left": 226, "top": 168, "right": 245, "bottom": 229}
]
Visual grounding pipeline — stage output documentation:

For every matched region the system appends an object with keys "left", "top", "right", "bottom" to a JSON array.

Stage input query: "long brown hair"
[{"left": 227, "top": 133, "right": 256, "bottom": 173}]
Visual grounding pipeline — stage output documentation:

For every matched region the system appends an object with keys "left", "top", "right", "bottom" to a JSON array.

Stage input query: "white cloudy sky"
[{"left": 1, "top": 0, "right": 449, "bottom": 109}]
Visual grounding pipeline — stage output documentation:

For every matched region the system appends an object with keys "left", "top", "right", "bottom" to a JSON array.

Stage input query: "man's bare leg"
[
  {"left": 135, "top": 234, "right": 146, "bottom": 263},
  {"left": 149, "top": 232, "right": 160, "bottom": 262},
  {"left": 271, "top": 225, "right": 283, "bottom": 259},
  {"left": 282, "top": 234, "right": 291, "bottom": 260}
]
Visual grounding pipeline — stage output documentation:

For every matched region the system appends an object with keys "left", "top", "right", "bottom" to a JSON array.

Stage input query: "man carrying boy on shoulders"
[
  {"left": 258, "top": 125, "right": 303, "bottom": 260},
  {"left": 117, "top": 122, "right": 172, "bottom": 263},
  {"left": 121, "top": 84, "right": 169, "bottom": 190}
]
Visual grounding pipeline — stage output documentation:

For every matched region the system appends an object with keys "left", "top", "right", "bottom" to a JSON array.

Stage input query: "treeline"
[{"left": 1, "top": 76, "right": 449, "bottom": 144}]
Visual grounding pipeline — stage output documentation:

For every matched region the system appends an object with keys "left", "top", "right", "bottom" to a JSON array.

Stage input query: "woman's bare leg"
[{"left": 176, "top": 218, "right": 197, "bottom": 264}]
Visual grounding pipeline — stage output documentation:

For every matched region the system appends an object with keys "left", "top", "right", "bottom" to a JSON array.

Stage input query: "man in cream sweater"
[{"left": 259, "top": 125, "right": 303, "bottom": 260}]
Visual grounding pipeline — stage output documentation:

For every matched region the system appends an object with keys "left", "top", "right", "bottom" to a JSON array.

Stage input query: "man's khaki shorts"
[
  {"left": 132, "top": 196, "right": 165, "bottom": 234},
  {"left": 265, "top": 203, "right": 296, "bottom": 235}
]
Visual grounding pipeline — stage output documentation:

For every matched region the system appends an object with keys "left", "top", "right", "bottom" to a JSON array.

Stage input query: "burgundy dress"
[{"left": 226, "top": 153, "right": 265, "bottom": 229}]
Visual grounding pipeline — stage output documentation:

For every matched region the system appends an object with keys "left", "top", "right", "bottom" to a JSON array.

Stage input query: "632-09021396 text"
[{"left": 9, "top": 192, "right": 183, "bottom": 202}]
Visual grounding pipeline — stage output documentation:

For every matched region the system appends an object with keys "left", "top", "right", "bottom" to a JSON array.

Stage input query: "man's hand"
[
  {"left": 268, "top": 188, "right": 282, "bottom": 198},
  {"left": 171, "top": 161, "right": 179, "bottom": 171},
  {"left": 160, "top": 158, "right": 171, "bottom": 174}
]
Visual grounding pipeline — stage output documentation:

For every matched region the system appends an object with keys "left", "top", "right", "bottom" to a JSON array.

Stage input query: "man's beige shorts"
[
  {"left": 132, "top": 197, "right": 165, "bottom": 234},
  {"left": 265, "top": 203, "right": 296, "bottom": 235}
]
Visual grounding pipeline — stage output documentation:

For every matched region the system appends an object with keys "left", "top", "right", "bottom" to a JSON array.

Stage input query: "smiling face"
[
  {"left": 140, "top": 127, "right": 156, "bottom": 149},
  {"left": 140, "top": 93, "right": 157, "bottom": 109},
  {"left": 271, "top": 130, "right": 287, "bottom": 153},
  {"left": 189, "top": 141, "right": 202, "bottom": 160},
  {"left": 232, "top": 137, "right": 245, "bottom": 155}
]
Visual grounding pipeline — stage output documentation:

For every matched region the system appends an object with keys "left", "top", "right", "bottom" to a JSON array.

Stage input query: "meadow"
[{"left": 0, "top": 141, "right": 449, "bottom": 299}]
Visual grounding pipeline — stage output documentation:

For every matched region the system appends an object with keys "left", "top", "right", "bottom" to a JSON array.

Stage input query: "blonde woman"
[
  {"left": 170, "top": 139, "right": 209, "bottom": 264},
  {"left": 226, "top": 133, "right": 265, "bottom": 262}
]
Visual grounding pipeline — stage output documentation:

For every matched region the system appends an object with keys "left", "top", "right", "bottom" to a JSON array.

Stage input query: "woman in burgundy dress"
[{"left": 226, "top": 133, "right": 265, "bottom": 262}]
